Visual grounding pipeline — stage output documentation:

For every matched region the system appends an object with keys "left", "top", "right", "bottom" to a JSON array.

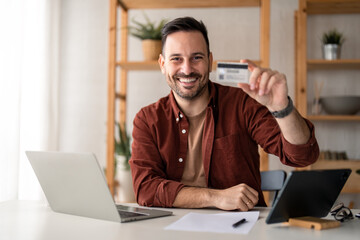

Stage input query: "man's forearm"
[
  {"left": 172, "top": 184, "right": 259, "bottom": 211},
  {"left": 172, "top": 186, "right": 215, "bottom": 208},
  {"left": 275, "top": 108, "right": 310, "bottom": 145}
]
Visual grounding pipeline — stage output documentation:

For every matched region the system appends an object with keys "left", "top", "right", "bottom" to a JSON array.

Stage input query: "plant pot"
[
  {"left": 114, "top": 155, "right": 135, "bottom": 203},
  {"left": 142, "top": 39, "right": 162, "bottom": 61},
  {"left": 322, "top": 44, "right": 341, "bottom": 60}
]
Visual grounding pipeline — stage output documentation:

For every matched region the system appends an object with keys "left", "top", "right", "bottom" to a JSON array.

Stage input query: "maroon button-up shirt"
[{"left": 130, "top": 81, "right": 319, "bottom": 207}]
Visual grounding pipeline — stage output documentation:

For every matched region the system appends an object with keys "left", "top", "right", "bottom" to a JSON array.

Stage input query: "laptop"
[
  {"left": 266, "top": 169, "right": 351, "bottom": 224},
  {"left": 25, "top": 151, "right": 172, "bottom": 223}
]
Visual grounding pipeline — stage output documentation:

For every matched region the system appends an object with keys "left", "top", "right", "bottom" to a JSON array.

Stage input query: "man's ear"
[
  {"left": 208, "top": 52, "right": 213, "bottom": 72},
  {"left": 158, "top": 54, "right": 165, "bottom": 74}
]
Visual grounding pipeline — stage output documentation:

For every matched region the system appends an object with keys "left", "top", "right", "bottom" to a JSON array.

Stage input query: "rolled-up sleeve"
[
  {"left": 129, "top": 110, "right": 184, "bottom": 207},
  {"left": 245, "top": 96, "right": 319, "bottom": 167},
  {"left": 279, "top": 118, "right": 319, "bottom": 167}
]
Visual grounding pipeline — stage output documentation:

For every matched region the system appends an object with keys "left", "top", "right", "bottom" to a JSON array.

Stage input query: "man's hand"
[
  {"left": 237, "top": 59, "right": 289, "bottom": 112},
  {"left": 173, "top": 183, "right": 259, "bottom": 211},
  {"left": 212, "top": 184, "right": 259, "bottom": 211},
  {"left": 237, "top": 59, "right": 311, "bottom": 145}
]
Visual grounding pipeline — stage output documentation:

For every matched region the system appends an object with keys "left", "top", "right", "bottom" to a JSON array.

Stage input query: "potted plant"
[
  {"left": 115, "top": 122, "right": 131, "bottom": 171},
  {"left": 114, "top": 122, "right": 134, "bottom": 202},
  {"left": 128, "top": 15, "right": 167, "bottom": 61},
  {"left": 321, "top": 29, "right": 345, "bottom": 60}
]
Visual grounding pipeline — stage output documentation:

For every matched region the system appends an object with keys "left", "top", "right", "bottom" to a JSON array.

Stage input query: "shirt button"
[
  {"left": 182, "top": 129, "right": 186, "bottom": 134},
  {"left": 178, "top": 158, "right": 183, "bottom": 163},
  {"left": 176, "top": 117, "right": 179, "bottom": 122},
  {"left": 179, "top": 114, "right": 183, "bottom": 118}
]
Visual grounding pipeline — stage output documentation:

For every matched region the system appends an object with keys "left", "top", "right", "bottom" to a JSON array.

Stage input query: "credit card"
[{"left": 216, "top": 62, "right": 248, "bottom": 83}]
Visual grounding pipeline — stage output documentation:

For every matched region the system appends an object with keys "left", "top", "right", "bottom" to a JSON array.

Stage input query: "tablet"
[{"left": 266, "top": 169, "right": 351, "bottom": 224}]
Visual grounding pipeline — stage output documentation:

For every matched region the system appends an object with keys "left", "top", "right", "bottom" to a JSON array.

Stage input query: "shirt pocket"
[
  {"left": 213, "top": 134, "right": 243, "bottom": 163},
  {"left": 211, "top": 134, "right": 250, "bottom": 188}
]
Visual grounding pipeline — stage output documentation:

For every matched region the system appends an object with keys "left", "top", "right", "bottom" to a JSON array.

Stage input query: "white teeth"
[{"left": 178, "top": 78, "right": 196, "bottom": 83}]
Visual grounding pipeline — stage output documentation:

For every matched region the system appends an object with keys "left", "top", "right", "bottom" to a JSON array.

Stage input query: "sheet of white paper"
[{"left": 164, "top": 211, "right": 259, "bottom": 234}]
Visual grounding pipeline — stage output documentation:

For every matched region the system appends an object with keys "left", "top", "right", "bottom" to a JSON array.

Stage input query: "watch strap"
[{"left": 270, "top": 96, "right": 294, "bottom": 118}]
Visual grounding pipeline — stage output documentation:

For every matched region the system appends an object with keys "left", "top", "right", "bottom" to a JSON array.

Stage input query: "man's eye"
[
  {"left": 193, "top": 56, "right": 203, "bottom": 60},
  {"left": 171, "top": 57, "right": 181, "bottom": 61}
]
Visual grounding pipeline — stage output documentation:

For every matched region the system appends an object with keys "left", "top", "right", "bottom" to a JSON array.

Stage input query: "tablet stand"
[{"left": 288, "top": 217, "right": 340, "bottom": 230}]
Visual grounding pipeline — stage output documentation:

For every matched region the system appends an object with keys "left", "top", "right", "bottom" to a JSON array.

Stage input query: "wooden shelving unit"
[
  {"left": 295, "top": 0, "right": 360, "bottom": 118},
  {"left": 307, "top": 59, "right": 360, "bottom": 70},
  {"left": 295, "top": 0, "right": 360, "bottom": 197},
  {"left": 308, "top": 115, "right": 360, "bottom": 121},
  {"left": 106, "top": 0, "right": 271, "bottom": 194},
  {"left": 305, "top": 0, "right": 360, "bottom": 14}
]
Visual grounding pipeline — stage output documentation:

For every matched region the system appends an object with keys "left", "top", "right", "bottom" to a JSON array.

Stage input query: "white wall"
[
  {"left": 58, "top": 0, "right": 108, "bottom": 163},
  {"left": 58, "top": 0, "right": 359, "bottom": 206}
]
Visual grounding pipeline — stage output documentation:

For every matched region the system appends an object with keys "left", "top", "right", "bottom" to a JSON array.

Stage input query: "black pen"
[{"left": 232, "top": 218, "right": 247, "bottom": 228}]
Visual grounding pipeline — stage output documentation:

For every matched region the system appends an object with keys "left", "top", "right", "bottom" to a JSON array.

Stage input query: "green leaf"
[
  {"left": 321, "top": 29, "right": 345, "bottom": 45},
  {"left": 128, "top": 13, "right": 167, "bottom": 40},
  {"left": 114, "top": 122, "right": 131, "bottom": 170}
]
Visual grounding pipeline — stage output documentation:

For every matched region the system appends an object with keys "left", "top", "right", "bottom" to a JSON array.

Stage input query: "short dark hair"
[{"left": 161, "top": 17, "right": 210, "bottom": 56}]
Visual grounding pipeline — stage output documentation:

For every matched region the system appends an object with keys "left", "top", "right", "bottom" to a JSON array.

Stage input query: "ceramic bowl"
[{"left": 320, "top": 96, "right": 360, "bottom": 115}]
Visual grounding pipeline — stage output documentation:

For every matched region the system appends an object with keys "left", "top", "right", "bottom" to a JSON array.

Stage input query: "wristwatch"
[{"left": 270, "top": 96, "right": 294, "bottom": 118}]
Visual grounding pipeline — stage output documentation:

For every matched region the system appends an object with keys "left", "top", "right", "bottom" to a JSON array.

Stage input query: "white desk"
[{"left": 0, "top": 201, "right": 359, "bottom": 240}]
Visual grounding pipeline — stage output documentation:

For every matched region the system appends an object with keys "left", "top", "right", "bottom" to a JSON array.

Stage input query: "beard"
[{"left": 166, "top": 70, "right": 210, "bottom": 101}]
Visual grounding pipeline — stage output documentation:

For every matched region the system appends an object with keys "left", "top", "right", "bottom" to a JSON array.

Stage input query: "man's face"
[{"left": 159, "top": 31, "right": 213, "bottom": 100}]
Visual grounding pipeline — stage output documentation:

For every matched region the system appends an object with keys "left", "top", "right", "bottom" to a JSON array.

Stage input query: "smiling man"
[{"left": 129, "top": 17, "right": 319, "bottom": 211}]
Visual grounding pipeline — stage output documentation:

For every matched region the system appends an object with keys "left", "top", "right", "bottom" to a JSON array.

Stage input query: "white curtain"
[{"left": 0, "top": 0, "right": 60, "bottom": 202}]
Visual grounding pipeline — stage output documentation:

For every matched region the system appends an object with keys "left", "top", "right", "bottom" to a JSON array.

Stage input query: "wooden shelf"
[
  {"left": 307, "top": 115, "right": 360, "bottom": 121},
  {"left": 118, "top": 0, "right": 261, "bottom": 10},
  {"left": 317, "top": 159, "right": 360, "bottom": 161},
  {"left": 116, "top": 60, "right": 261, "bottom": 71},
  {"left": 306, "top": 0, "right": 360, "bottom": 14},
  {"left": 309, "top": 159, "right": 360, "bottom": 193},
  {"left": 307, "top": 59, "right": 360, "bottom": 70},
  {"left": 117, "top": 61, "right": 160, "bottom": 70}
]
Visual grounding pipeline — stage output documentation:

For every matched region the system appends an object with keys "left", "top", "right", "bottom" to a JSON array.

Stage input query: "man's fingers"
[
  {"left": 248, "top": 67, "right": 263, "bottom": 90},
  {"left": 217, "top": 184, "right": 259, "bottom": 211},
  {"left": 240, "top": 59, "right": 257, "bottom": 72},
  {"left": 238, "top": 194, "right": 257, "bottom": 211},
  {"left": 245, "top": 65, "right": 282, "bottom": 97},
  {"left": 258, "top": 71, "right": 270, "bottom": 96},
  {"left": 242, "top": 197, "right": 254, "bottom": 209},
  {"left": 238, "top": 184, "right": 259, "bottom": 210},
  {"left": 239, "top": 183, "right": 258, "bottom": 196},
  {"left": 258, "top": 70, "right": 278, "bottom": 96},
  {"left": 265, "top": 75, "right": 278, "bottom": 95},
  {"left": 244, "top": 188, "right": 259, "bottom": 205}
]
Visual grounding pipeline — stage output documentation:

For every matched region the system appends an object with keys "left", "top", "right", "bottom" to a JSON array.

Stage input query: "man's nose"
[{"left": 180, "top": 59, "right": 193, "bottom": 75}]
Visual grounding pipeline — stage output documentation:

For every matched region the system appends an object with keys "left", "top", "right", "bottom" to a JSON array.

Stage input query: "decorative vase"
[
  {"left": 142, "top": 39, "right": 162, "bottom": 61},
  {"left": 114, "top": 155, "right": 135, "bottom": 203},
  {"left": 322, "top": 44, "right": 341, "bottom": 60}
]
